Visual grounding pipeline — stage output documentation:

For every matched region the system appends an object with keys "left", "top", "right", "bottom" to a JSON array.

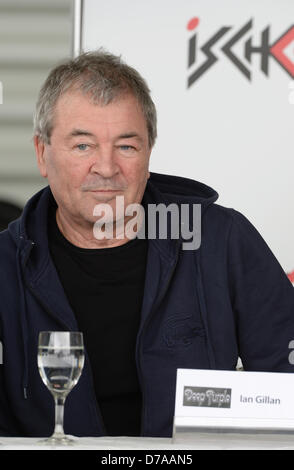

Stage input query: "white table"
[{"left": 1, "top": 432, "right": 294, "bottom": 450}]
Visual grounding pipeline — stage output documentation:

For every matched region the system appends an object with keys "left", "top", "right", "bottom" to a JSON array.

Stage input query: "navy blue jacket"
[{"left": 0, "top": 172, "right": 294, "bottom": 438}]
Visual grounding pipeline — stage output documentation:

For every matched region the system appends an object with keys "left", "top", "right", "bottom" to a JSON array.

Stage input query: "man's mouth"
[{"left": 90, "top": 189, "right": 121, "bottom": 192}]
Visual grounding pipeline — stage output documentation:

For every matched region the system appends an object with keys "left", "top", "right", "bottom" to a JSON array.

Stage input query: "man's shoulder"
[
  {"left": 208, "top": 205, "right": 263, "bottom": 237},
  {"left": 203, "top": 202, "right": 238, "bottom": 227},
  {"left": 201, "top": 204, "right": 263, "bottom": 251}
]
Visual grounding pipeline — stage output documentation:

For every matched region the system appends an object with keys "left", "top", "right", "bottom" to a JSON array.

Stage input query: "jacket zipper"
[{"left": 137, "top": 241, "right": 181, "bottom": 436}]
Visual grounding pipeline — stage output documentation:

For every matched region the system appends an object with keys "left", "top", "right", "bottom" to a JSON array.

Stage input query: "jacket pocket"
[{"left": 162, "top": 315, "right": 205, "bottom": 349}]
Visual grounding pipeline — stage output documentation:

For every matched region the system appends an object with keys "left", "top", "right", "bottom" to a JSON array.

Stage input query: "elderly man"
[{"left": 0, "top": 50, "right": 294, "bottom": 439}]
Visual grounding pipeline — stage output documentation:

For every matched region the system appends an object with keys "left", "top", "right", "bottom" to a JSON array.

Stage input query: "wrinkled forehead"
[{"left": 51, "top": 89, "right": 149, "bottom": 141}]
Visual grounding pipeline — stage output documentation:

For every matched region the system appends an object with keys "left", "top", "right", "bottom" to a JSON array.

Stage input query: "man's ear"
[{"left": 34, "top": 135, "right": 48, "bottom": 178}]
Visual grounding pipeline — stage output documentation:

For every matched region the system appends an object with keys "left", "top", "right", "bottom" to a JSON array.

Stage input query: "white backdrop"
[{"left": 77, "top": 0, "right": 294, "bottom": 272}]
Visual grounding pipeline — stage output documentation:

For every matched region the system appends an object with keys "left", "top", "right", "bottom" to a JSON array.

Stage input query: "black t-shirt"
[{"left": 48, "top": 205, "right": 148, "bottom": 436}]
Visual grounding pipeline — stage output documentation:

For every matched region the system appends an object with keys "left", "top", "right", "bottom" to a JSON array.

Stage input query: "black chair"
[{"left": 0, "top": 200, "right": 23, "bottom": 231}]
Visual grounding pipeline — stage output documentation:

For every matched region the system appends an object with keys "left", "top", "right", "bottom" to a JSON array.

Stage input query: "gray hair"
[{"left": 33, "top": 50, "right": 157, "bottom": 148}]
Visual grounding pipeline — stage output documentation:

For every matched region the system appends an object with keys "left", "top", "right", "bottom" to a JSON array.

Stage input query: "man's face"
[{"left": 35, "top": 90, "right": 152, "bottom": 230}]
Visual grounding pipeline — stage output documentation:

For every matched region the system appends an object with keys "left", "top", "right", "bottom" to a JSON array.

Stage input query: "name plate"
[{"left": 173, "top": 369, "right": 294, "bottom": 436}]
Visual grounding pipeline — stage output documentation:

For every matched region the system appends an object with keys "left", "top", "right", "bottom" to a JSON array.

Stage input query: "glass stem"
[{"left": 53, "top": 396, "right": 66, "bottom": 437}]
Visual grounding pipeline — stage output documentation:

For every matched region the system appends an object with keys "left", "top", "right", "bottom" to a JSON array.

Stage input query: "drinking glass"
[{"left": 37, "top": 331, "right": 85, "bottom": 445}]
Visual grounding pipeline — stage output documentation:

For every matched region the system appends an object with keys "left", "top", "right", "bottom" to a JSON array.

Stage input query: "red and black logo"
[
  {"left": 187, "top": 17, "right": 294, "bottom": 87},
  {"left": 288, "top": 270, "right": 294, "bottom": 284}
]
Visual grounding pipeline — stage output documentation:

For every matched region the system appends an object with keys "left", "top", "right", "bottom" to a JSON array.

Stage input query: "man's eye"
[
  {"left": 119, "top": 145, "right": 135, "bottom": 151},
  {"left": 76, "top": 144, "right": 89, "bottom": 151}
]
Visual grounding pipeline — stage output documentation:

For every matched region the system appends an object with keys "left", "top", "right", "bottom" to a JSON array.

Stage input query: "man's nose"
[{"left": 90, "top": 147, "right": 120, "bottom": 178}]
